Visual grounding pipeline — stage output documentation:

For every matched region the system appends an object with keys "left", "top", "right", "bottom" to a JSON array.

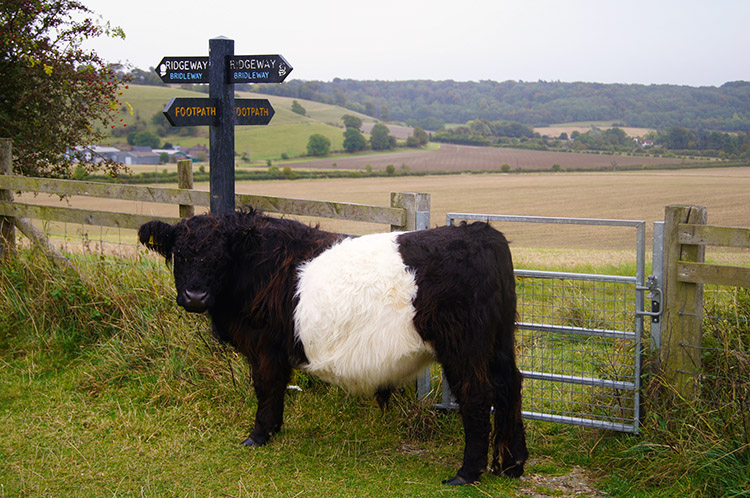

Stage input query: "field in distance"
[
  {"left": 534, "top": 121, "right": 655, "bottom": 139},
  {"left": 273, "top": 142, "right": 698, "bottom": 173},
  {"left": 20, "top": 167, "right": 750, "bottom": 268}
]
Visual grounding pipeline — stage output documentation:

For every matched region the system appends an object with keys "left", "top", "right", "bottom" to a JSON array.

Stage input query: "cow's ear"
[{"left": 138, "top": 220, "right": 175, "bottom": 259}]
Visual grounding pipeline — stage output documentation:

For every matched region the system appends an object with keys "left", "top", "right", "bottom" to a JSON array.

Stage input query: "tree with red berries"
[{"left": 0, "top": 0, "right": 129, "bottom": 177}]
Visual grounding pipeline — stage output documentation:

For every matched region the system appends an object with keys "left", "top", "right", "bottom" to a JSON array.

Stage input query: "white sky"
[{"left": 81, "top": 0, "right": 749, "bottom": 87}]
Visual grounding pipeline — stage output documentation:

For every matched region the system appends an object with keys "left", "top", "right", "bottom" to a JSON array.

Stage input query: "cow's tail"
[{"left": 490, "top": 239, "right": 528, "bottom": 477}]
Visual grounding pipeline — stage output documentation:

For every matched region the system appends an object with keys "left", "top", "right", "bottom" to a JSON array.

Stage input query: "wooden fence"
[
  {"left": 0, "top": 140, "right": 430, "bottom": 263},
  {"left": 660, "top": 204, "right": 750, "bottom": 396}
]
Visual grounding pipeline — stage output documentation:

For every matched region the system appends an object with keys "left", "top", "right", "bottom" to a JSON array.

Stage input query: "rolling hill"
[{"left": 108, "top": 85, "right": 378, "bottom": 161}]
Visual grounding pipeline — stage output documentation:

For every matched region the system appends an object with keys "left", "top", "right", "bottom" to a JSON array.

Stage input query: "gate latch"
[{"left": 636, "top": 275, "right": 663, "bottom": 323}]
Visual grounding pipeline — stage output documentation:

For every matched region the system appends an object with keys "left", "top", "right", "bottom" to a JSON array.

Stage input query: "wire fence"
[
  {"left": 677, "top": 284, "right": 750, "bottom": 443},
  {"left": 515, "top": 271, "right": 640, "bottom": 432}
]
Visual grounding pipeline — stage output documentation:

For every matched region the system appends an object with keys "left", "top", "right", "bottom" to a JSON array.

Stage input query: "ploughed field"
[{"left": 277, "top": 143, "right": 700, "bottom": 172}]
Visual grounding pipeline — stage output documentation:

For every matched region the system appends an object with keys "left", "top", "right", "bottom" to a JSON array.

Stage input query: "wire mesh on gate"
[{"left": 515, "top": 271, "right": 639, "bottom": 432}]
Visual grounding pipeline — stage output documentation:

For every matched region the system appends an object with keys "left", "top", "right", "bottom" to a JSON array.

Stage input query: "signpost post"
[
  {"left": 156, "top": 38, "right": 291, "bottom": 216},
  {"left": 208, "top": 37, "right": 235, "bottom": 216}
]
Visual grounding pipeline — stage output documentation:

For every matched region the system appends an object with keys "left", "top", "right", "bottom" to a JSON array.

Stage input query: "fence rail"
[
  {"left": 0, "top": 173, "right": 407, "bottom": 229},
  {"left": 0, "top": 156, "right": 429, "bottom": 262}
]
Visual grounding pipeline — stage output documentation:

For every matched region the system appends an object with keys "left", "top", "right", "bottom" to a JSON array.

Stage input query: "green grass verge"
[{"left": 1, "top": 251, "right": 747, "bottom": 497}]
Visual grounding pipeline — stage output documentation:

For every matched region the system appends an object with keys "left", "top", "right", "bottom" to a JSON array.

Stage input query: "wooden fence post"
[
  {"left": 390, "top": 192, "right": 430, "bottom": 231},
  {"left": 0, "top": 138, "right": 15, "bottom": 259},
  {"left": 661, "top": 204, "right": 707, "bottom": 398},
  {"left": 177, "top": 160, "right": 194, "bottom": 218}
]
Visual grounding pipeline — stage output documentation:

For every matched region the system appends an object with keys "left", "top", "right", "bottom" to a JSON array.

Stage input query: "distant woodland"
[
  {"left": 248, "top": 79, "right": 750, "bottom": 132},
  {"left": 125, "top": 68, "right": 750, "bottom": 159},
  {"left": 127, "top": 68, "right": 750, "bottom": 132}
]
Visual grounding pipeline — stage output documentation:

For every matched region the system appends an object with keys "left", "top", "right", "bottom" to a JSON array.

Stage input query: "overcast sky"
[{"left": 81, "top": 0, "right": 749, "bottom": 87}]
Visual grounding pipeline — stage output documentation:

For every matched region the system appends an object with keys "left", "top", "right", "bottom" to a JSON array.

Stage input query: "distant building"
[
  {"left": 185, "top": 144, "right": 208, "bottom": 161},
  {"left": 68, "top": 145, "right": 121, "bottom": 163},
  {"left": 115, "top": 150, "right": 161, "bottom": 165},
  {"left": 153, "top": 149, "right": 192, "bottom": 163}
]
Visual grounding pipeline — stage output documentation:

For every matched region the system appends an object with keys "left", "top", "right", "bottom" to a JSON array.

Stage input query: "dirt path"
[{"left": 518, "top": 462, "right": 607, "bottom": 497}]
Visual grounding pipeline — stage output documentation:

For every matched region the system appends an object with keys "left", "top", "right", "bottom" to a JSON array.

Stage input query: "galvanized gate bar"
[
  {"left": 447, "top": 212, "right": 645, "bottom": 228},
  {"left": 521, "top": 370, "right": 636, "bottom": 390},
  {"left": 516, "top": 269, "right": 636, "bottom": 284},
  {"left": 522, "top": 411, "right": 638, "bottom": 433},
  {"left": 441, "top": 213, "right": 647, "bottom": 433},
  {"left": 518, "top": 322, "right": 636, "bottom": 340}
]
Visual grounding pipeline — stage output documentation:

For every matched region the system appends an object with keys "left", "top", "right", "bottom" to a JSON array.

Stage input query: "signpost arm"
[{"left": 208, "top": 37, "right": 235, "bottom": 216}]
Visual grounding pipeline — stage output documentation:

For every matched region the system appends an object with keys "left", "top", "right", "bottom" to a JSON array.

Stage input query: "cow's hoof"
[
  {"left": 500, "top": 462, "right": 525, "bottom": 478},
  {"left": 442, "top": 475, "right": 471, "bottom": 486},
  {"left": 241, "top": 436, "right": 264, "bottom": 447}
]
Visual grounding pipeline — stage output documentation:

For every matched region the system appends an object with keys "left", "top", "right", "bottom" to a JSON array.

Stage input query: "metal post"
[
  {"left": 0, "top": 138, "right": 15, "bottom": 259},
  {"left": 209, "top": 37, "right": 235, "bottom": 216},
  {"left": 390, "top": 192, "right": 432, "bottom": 399},
  {"left": 651, "top": 221, "right": 665, "bottom": 351}
]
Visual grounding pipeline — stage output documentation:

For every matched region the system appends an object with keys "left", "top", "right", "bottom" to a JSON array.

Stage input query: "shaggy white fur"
[{"left": 294, "top": 232, "right": 435, "bottom": 395}]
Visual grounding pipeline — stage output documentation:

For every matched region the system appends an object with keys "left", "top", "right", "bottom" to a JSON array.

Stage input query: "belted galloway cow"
[{"left": 139, "top": 208, "right": 527, "bottom": 485}]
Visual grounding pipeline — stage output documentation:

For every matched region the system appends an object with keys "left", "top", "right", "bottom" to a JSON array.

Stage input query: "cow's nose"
[{"left": 179, "top": 290, "right": 209, "bottom": 312}]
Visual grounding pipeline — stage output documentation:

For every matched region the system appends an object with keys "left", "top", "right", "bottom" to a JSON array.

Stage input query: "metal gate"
[{"left": 437, "top": 213, "right": 659, "bottom": 434}]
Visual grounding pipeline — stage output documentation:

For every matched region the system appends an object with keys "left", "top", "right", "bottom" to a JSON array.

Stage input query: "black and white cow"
[{"left": 139, "top": 208, "right": 527, "bottom": 485}]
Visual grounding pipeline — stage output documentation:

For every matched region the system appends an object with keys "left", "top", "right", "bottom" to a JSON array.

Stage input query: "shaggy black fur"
[
  {"left": 397, "top": 222, "right": 527, "bottom": 483},
  {"left": 139, "top": 209, "right": 527, "bottom": 485}
]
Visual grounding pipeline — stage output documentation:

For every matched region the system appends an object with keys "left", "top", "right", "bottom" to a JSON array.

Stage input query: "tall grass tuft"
[
  {"left": 600, "top": 287, "right": 750, "bottom": 498},
  {"left": 0, "top": 250, "right": 249, "bottom": 409}
]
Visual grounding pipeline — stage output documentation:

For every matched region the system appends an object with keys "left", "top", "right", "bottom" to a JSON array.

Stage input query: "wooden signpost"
[{"left": 156, "top": 37, "right": 292, "bottom": 215}]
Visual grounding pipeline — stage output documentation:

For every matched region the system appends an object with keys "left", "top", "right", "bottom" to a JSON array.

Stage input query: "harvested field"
[
  {"left": 535, "top": 125, "right": 654, "bottom": 139},
  {"left": 360, "top": 122, "right": 415, "bottom": 140},
  {"left": 17, "top": 167, "right": 749, "bottom": 268},
  {"left": 279, "top": 144, "right": 699, "bottom": 173}
]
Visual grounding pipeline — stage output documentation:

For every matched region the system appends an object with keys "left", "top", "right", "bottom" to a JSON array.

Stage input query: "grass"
[
  {"left": 0, "top": 252, "right": 522, "bottom": 497},
  {"left": 1, "top": 246, "right": 748, "bottom": 497}
]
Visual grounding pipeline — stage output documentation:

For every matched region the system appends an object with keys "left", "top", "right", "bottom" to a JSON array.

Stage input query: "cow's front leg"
[{"left": 242, "top": 356, "right": 292, "bottom": 447}]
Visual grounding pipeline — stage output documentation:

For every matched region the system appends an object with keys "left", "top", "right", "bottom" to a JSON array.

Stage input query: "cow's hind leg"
[
  {"left": 490, "top": 354, "right": 528, "bottom": 477},
  {"left": 441, "top": 367, "right": 493, "bottom": 485}
]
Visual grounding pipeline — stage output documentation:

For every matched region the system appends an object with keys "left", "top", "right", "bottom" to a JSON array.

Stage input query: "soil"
[{"left": 517, "top": 460, "right": 608, "bottom": 497}]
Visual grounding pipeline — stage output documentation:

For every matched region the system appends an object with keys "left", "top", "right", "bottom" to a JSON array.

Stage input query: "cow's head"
[{"left": 139, "top": 214, "right": 247, "bottom": 313}]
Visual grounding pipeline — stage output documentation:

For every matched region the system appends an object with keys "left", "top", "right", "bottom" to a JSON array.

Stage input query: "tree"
[
  {"left": 413, "top": 127, "right": 429, "bottom": 146},
  {"left": 342, "top": 114, "right": 363, "bottom": 130},
  {"left": 291, "top": 100, "right": 307, "bottom": 116},
  {"left": 343, "top": 127, "right": 366, "bottom": 153},
  {"left": 380, "top": 104, "right": 390, "bottom": 122},
  {"left": 128, "top": 131, "right": 160, "bottom": 148},
  {"left": 306, "top": 134, "right": 331, "bottom": 156},
  {"left": 370, "top": 123, "right": 393, "bottom": 150},
  {"left": 0, "top": 0, "right": 129, "bottom": 177}
]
